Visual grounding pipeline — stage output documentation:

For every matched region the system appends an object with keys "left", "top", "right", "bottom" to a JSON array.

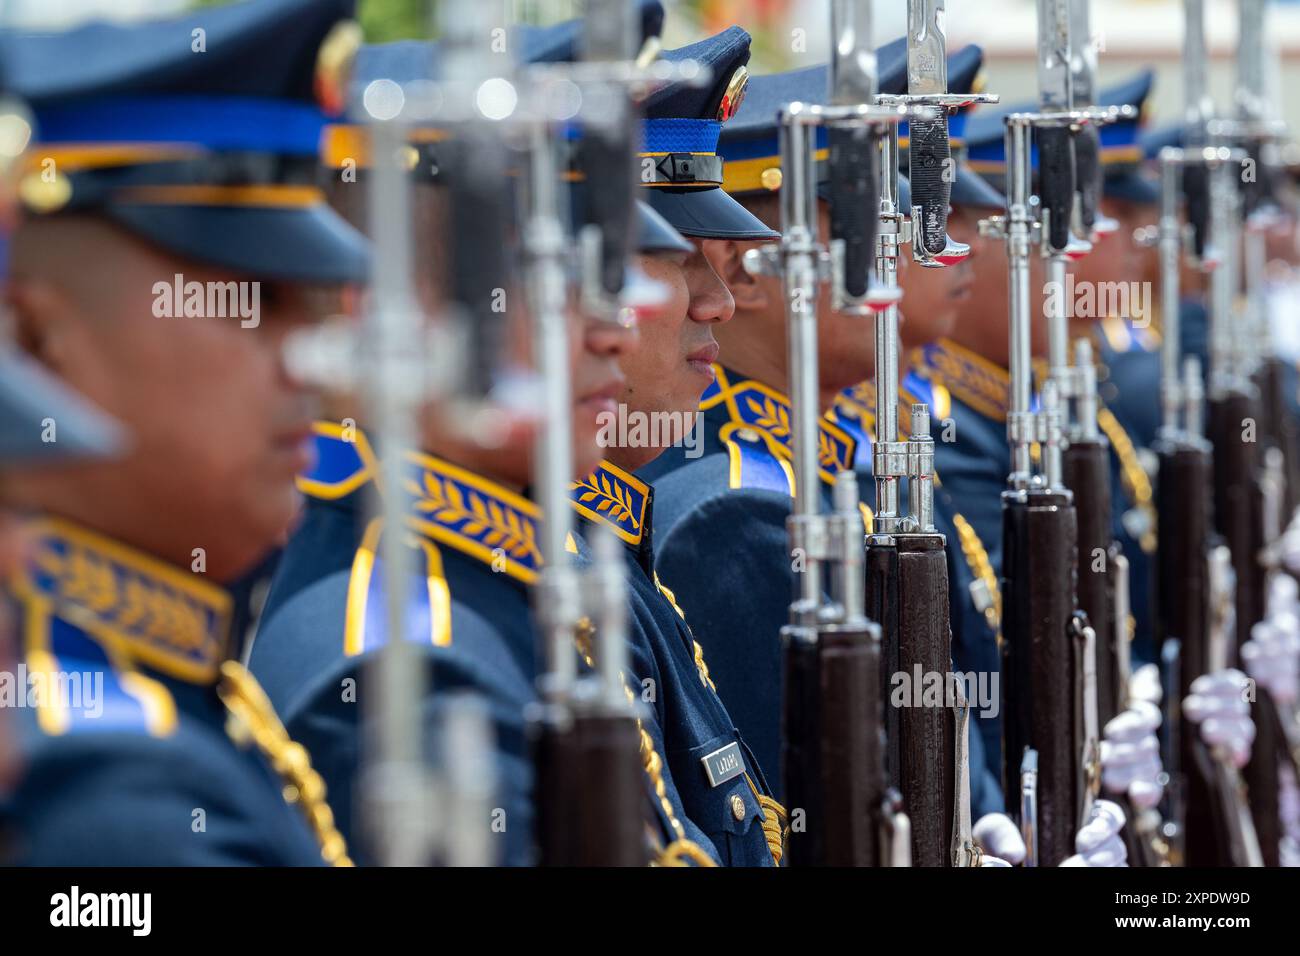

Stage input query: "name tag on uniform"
[{"left": 701, "top": 742, "right": 744, "bottom": 788}]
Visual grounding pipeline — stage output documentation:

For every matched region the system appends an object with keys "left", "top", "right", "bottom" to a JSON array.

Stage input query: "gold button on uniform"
[{"left": 730, "top": 794, "right": 746, "bottom": 821}]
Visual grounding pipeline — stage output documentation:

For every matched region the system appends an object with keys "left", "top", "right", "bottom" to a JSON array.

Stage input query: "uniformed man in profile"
[
  {"left": 249, "top": 14, "right": 786, "bottom": 866},
  {"left": 0, "top": 0, "right": 369, "bottom": 865},
  {"left": 641, "top": 39, "right": 1009, "bottom": 821},
  {"left": 571, "top": 24, "right": 789, "bottom": 865}
]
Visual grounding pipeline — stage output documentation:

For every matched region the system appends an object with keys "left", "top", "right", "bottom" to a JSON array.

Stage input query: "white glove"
[
  {"left": 1281, "top": 763, "right": 1300, "bottom": 868},
  {"left": 1060, "top": 799, "right": 1129, "bottom": 866},
  {"left": 1129, "top": 662, "right": 1163, "bottom": 708},
  {"left": 1100, "top": 701, "right": 1164, "bottom": 810},
  {"left": 1183, "top": 669, "right": 1256, "bottom": 768},
  {"left": 1267, "top": 574, "right": 1299, "bottom": 617},
  {"left": 1242, "top": 617, "right": 1300, "bottom": 707},
  {"left": 1280, "top": 529, "right": 1300, "bottom": 577},
  {"left": 973, "top": 812, "right": 1024, "bottom": 866}
]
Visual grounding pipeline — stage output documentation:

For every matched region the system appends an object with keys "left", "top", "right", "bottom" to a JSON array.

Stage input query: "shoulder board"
[
  {"left": 400, "top": 450, "right": 543, "bottom": 584},
  {"left": 296, "top": 421, "right": 378, "bottom": 501},
  {"left": 706, "top": 367, "right": 857, "bottom": 482},
  {"left": 10, "top": 523, "right": 186, "bottom": 739},
  {"left": 901, "top": 369, "right": 951, "bottom": 422},
  {"left": 719, "top": 422, "right": 796, "bottom": 495},
  {"left": 570, "top": 460, "right": 651, "bottom": 548},
  {"left": 915, "top": 340, "right": 1010, "bottom": 423},
  {"left": 11, "top": 517, "right": 231, "bottom": 688}
]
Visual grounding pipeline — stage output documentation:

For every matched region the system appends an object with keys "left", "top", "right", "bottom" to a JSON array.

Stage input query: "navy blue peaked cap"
[
  {"left": 965, "top": 68, "right": 1158, "bottom": 204},
  {"left": 347, "top": 3, "right": 687, "bottom": 254},
  {"left": 639, "top": 27, "right": 778, "bottom": 240},
  {"left": 718, "top": 39, "right": 1001, "bottom": 210},
  {"left": 1, "top": 0, "right": 369, "bottom": 284}
]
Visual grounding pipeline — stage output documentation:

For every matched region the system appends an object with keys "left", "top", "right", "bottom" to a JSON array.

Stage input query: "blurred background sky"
[{"left": 6, "top": 0, "right": 1300, "bottom": 129}]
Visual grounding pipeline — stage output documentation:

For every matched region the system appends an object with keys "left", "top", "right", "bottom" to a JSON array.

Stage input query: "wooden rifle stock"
[
  {"left": 1153, "top": 441, "right": 1221, "bottom": 864},
  {"left": 1256, "top": 359, "right": 1300, "bottom": 516},
  {"left": 1206, "top": 391, "right": 1281, "bottom": 865},
  {"left": 782, "top": 621, "right": 889, "bottom": 866},
  {"left": 1207, "top": 392, "right": 1267, "bottom": 648},
  {"left": 866, "top": 536, "right": 956, "bottom": 867},
  {"left": 533, "top": 704, "right": 648, "bottom": 866},
  {"left": 1064, "top": 437, "right": 1164, "bottom": 863},
  {"left": 1001, "top": 489, "right": 1081, "bottom": 866},
  {"left": 1063, "top": 440, "right": 1120, "bottom": 723}
]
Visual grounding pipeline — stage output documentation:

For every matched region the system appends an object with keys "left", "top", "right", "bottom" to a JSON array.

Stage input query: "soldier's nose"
[
  {"left": 686, "top": 245, "right": 735, "bottom": 325},
  {"left": 585, "top": 315, "right": 638, "bottom": 359}
]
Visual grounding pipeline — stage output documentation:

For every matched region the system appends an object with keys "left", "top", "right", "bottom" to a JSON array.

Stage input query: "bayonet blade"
[
  {"left": 906, "top": 0, "right": 954, "bottom": 256},
  {"left": 1036, "top": 0, "right": 1073, "bottom": 112},
  {"left": 1068, "top": 0, "right": 1096, "bottom": 107},
  {"left": 906, "top": 0, "right": 947, "bottom": 96},
  {"left": 829, "top": 0, "right": 877, "bottom": 106}
]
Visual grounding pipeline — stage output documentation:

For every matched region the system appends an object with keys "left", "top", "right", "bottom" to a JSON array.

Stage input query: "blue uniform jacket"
[
  {"left": 571, "top": 459, "right": 779, "bottom": 864},
  {"left": 1, "top": 518, "right": 332, "bottom": 866},
  {"left": 249, "top": 424, "right": 713, "bottom": 865},
  {"left": 640, "top": 366, "right": 1002, "bottom": 817}
]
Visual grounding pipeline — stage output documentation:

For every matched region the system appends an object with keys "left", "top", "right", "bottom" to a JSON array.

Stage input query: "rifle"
[
  {"left": 356, "top": 22, "right": 440, "bottom": 868},
  {"left": 1055, "top": 0, "right": 1166, "bottom": 865},
  {"left": 866, "top": 0, "right": 995, "bottom": 867},
  {"left": 978, "top": 0, "right": 1101, "bottom": 867},
  {"left": 351, "top": 0, "right": 525, "bottom": 867},
  {"left": 1153, "top": 136, "right": 1264, "bottom": 866},
  {"left": 747, "top": 0, "right": 910, "bottom": 866},
  {"left": 525, "top": 0, "right": 652, "bottom": 866},
  {"left": 1189, "top": 0, "right": 1293, "bottom": 866}
]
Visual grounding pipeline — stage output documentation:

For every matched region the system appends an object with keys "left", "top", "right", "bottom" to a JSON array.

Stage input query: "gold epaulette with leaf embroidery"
[
  {"left": 570, "top": 461, "right": 650, "bottom": 547},
  {"left": 700, "top": 365, "right": 857, "bottom": 486}
]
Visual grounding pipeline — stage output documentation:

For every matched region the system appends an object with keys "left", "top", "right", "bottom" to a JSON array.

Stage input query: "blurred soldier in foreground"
[
  {"left": 0, "top": 0, "right": 369, "bottom": 865},
  {"left": 251, "top": 17, "right": 784, "bottom": 866}
]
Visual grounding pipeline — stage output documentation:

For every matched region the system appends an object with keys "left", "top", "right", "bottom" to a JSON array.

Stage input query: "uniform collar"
[
  {"left": 832, "top": 375, "right": 949, "bottom": 441},
  {"left": 700, "top": 364, "right": 858, "bottom": 484},
  {"left": 914, "top": 338, "right": 1012, "bottom": 423},
  {"left": 570, "top": 460, "right": 655, "bottom": 572},
  {"left": 8, "top": 516, "right": 234, "bottom": 685},
  {"left": 298, "top": 421, "right": 564, "bottom": 586}
]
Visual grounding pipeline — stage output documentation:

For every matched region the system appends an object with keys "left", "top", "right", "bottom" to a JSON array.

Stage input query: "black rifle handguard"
[
  {"left": 908, "top": 118, "right": 953, "bottom": 256},
  {"left": 829, "top": 124, "right": 881, "bottom": 299},
  {"left": 532, "top": 706, "right": 648, "bottom": 866},
  {"left": 579, "top": 130, "right": 636, "bottom": 299},
  {"left": 1074, "top": 123, "right": 1102, "bottom": 235},
  {"left": 867, "top": 537, "right": 957, "bottom": 867},
  {"left": 1037, "top": 124, "right": 1076, "bottom": 253},
  {"left": 1183, "top": 161, "right": 1212, "bottom": 260},
  {"left": 1063, "top": 439, "right": 1118, "bottom": 723}
]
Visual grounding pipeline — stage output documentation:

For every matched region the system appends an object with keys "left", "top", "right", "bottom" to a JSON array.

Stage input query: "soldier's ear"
[
  {"left": 704, "top": 239, "right": 769, "bottom": 313},
  {"left": 6, "top": 278, "right": 77, "bottom": 372}
]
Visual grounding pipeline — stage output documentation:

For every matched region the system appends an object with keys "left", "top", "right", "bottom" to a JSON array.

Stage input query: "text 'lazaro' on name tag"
[{"left": 701, "top": 741, "right": 744, "bottom": 788}]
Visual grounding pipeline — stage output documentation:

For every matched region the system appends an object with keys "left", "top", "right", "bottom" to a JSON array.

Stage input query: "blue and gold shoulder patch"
[
  {"left": 915, "top": 338, "right": 1010, "bottom": 423},
  {"left": 342, "top": 517, "right": 453, "bottom": 658},
  {"left": 297, "top": 421, "right": 378, "bottom": 501},
  {"left": 703, "top": 365, "right": 857, "bottom": 486},
  {"left": 5, "top": 518, "right": 222, "bottom": 738},
  {"left": 719, "top": 421, "right": 795, "bottom": 495},
  {"left": 400, "top": 449, "right": 543, "bottom": 585},
  {"left": 570, "top": 461, "right": 650, "bottom": 547}
]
